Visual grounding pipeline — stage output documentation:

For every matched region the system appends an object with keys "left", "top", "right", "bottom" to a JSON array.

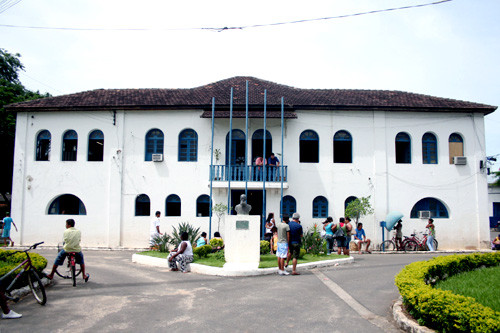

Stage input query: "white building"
[{"left": 7, "top": 77, "right": 497, "bottom": 249}]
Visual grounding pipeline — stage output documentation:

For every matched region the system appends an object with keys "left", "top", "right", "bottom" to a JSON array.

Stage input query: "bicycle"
[
  {"left": 404, "top": 232, "right": 438, "bottom": 251},
  {"left": 0, "top": 242, "right": 47, "bottom": 305},
  {"left": 55, "top": 244, "right": 82, "bottom": 287},
  {"left": 378, "top": 235, "right": 411, "bottom": 251}
]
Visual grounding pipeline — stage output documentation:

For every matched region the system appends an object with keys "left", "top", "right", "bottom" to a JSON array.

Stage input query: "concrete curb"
[
  {"left": 132, "top": 254, "right": 354, "bottom": 276},
  {"left": 9, "top": 276, "right": 53, "bottom": 300},
  {"left": 393, "top": 297, "right": 434, "bottom": 333}
]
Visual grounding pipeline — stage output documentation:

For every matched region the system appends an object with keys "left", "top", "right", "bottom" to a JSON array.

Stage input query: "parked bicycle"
[
  {"left": 378, "top": 235, "right": 411, "bottom": 251},
  {"left": 404, "top": 232, "right": 438, "bottom": 251},
  {"left": 55, "top": 244, "right": 82, "bottom": 287},
  {"left": 0, "top": 242, "right": 46, "bottom": 305}
]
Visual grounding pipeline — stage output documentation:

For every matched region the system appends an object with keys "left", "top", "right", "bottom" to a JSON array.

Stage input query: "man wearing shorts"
[
  {"left": 47, "top": 219, "right": 89, "bottom": 282},
  {"left": 276, "top": 214, "right": 290, "bottom": 276},
  {"left": 286, "top": 213, "right": 303, "bottom": 275}
]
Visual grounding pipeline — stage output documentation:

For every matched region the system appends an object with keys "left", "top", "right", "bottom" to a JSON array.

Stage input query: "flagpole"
[
  {"left": 262, "top": 89, "right": 267, "bottom": 240},
  {"left": 227, "top": 87, "right": 233, "bottom": 215},
  {"left": 245, "top": 80, "right": 249, "bottom": 197},
  {"left": 209, "top": 97, "right": 215, "bottom": 239},
  {"left": 280, "top": 97, "right": 284, "bottom": 218}
]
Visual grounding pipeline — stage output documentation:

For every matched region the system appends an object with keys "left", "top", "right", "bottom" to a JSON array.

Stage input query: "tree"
[
  {"left": 212, "top": 202, "right": 228, "bottom": 232},
  {"left": 493, "top": 170, "right": 500, "bottom": 187},
  {"left": 345, "top": 196, "right": 374, "bottom": 225},
  {"left": 0, "top": 49, "right": 50, "bottom": 206}
]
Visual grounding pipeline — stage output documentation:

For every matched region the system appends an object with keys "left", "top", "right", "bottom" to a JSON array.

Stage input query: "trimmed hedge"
[
  {"left": 193, "top": 245, "right": 212, "bottom": 258},
  {"left": 395, "top": 252, "right": 500, "bottom": 332},
  {"left": 260, "top": 240, "right": 270, "bottom": 255},
  {"left": 0, "top": 249, "right": 48, "bottom": 287}
]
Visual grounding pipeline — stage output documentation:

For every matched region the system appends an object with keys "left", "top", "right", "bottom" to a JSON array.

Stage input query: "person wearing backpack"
[{"left": 332, "top": 217, "right": 350, "bottom": 256}]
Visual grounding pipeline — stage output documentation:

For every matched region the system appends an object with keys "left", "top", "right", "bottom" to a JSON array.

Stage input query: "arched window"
[
  {"left": 422, "top": 133, "right": 437, "bottom": 164},
  {"left": 410, "top": 197, "right": 449, "bottom": 218},
  {"left": 300, "top": 130, "right": 319, "bottom": 163},
  {"left": 313, "top": 196, "right": 328, "bottom": 218},
  {"left": 448, "top": 133, "right": 464, "bottom": 164},
  {"left": 226, "top": 129, "right": 246, "bottom": 165},
  {"left": 62, "top": 130, "right": 78, "bottom": 161},
  {"left": 334, "top": 130, "right": 352, "bottom": 163},
  {"left": 48, "top": 194, "right": 87, "bottom": 215},
  {"left": 36, "top": 130, "right": 51, "bottom": 161},
  {"left": 145, "top": 129, "right": 164, "bottom": 161},
  {"left": 178, "top": 129, "right": 198, "bottom": 162},
  {"left": 251, "top": 129, "right": 272, "bottom": 163},
  {"left": 88, "top": 130, "right": 104, "bottom": 161},
  {"left": 135, "top": 194, "right": 150, "bottom": 216},
  {"left": 166, "top": 194, "right": 181, "bottom": 216},
  {"left": 281, "top": 195, "right": 297, "bottom": 217},
  {"left": 345, "top": 196, "right": 357, "bottom": 210},
  {"left": 395, "top": 132, "right": 411, "bottom": 164},
  {"left": 196, "top": 195, "right": 210, "bottom": 217}
]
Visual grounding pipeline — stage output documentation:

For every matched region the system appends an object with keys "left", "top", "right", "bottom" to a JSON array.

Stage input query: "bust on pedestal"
[{"left": 224, "top": 194, "right": 260, "bottom": 272}]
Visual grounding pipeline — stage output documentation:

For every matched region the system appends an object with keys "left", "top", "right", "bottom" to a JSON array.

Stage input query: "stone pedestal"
[{"left": 223, "top": 215, "right": 260, "bottom": 271}]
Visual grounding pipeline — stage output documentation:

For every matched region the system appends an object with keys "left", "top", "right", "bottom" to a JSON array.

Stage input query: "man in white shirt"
[{"left": 150, "top": 211, "right": 162, "bottom": 248}]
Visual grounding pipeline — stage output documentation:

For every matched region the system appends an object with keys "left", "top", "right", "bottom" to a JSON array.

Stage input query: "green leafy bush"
[
  {"left": 150, "top": 233, "right": 171, "bottom": 253},
  {"left": 260, "top": 240, "right": 270, "bottom": 255},
  {"left": 395, "top": 252, "right": 500, "bottom": 332},
  {"left": 302, "top": 224, "right": 324, "bottom": 255},
  {"left": 299, "top": 248, "right": 306, "bottom": 259},
  {"left": 0, "top": 249, "right": 48, "bottom": 287},
  {"left": 209, "top": 238, "right": 224, "bottom": 251},
  {"left": 193, "top": 245, "right": 212, "bottom": 258},
  {"left": 213, "top": 249, "right": 225, "bottom": 261},
  {"left": 170, "top": 222, "right": 200, "bottom": 247}
]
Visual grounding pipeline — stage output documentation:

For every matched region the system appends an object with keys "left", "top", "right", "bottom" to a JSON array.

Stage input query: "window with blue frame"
[
  {"left": 36, "top": 130, "right": 51, "bottom": 161},
  {"left": 410, "top": 198, "right": 449, "bottom": 218},
  {"left": 334, "top": 130, "right": 352, "bottom": 163},
  {"left": 166, "top": 194, "right": 181, "bottom": 216},
  {"left": 145, "top": 129, "right": 164, "bottom": 161},
  {"left": 226, "top": 129, "right": 246, "bottom": 165},
  {"left": 88, "top": 130, "right": 104, "bottom": 161},
  {"left": 448, "top": 133, "right": 463, "bottom": 164},
  {"left": 281, "top": 195, "right": 297, "bottom": 217},
  {"left": 300, "top": 130, "right": 319, "bottom": 163},
  {"left": 48, "top": 194, "right": 87, "bottom": 215},
  {"left": 178, "top": 129, "right": 198, "bottom": 162},
  {"left": 395, "top": 132, "right": 411, "bottom": 164},
  {"left": 62, "top": 130, "right": 78, "bottom": 161},
  {"left": 313, "top": 196, "right": 328, "bottom": 218},
  {"left": 135, "top": 194, "right": 151, "bottom": 216},
  {"left": 345, "top": 196, "right": 357, "bottom": 209},
  {"left": 251, "top": 129, "right": 272, "bottom": 163},
  {"left": 196, "top": 195, "right": 211, "bottom": 217},
  {"left": 422, "top": 133, "right": 437, "bottom": 164}
]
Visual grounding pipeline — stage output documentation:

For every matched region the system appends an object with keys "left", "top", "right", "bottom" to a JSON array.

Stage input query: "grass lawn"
[
  {"left": 435, "top": 265, "right": 500, "bottom": 312},
  {"left": 137, "top": 251, "right": 348, "bottom": 269}
]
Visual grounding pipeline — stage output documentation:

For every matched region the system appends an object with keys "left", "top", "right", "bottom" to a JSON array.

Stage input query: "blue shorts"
[
  {"left": 276, "top": 242, "right": 288, "bottom": 258},
  {"left": 2, "top": 228, "right": 10, "bottom": 238},
  {"left": 54, "top": 249, "right": 84, "bottom": 266}
]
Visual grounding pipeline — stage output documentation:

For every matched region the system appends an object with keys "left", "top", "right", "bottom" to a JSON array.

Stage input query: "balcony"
[{"left": 209, "top": 165, "right": 288, "bottom": 189}]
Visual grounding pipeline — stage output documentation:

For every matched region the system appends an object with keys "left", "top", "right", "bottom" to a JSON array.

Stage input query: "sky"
[{"left": 2, "top": 0, "right": 500, "bottom": 175}]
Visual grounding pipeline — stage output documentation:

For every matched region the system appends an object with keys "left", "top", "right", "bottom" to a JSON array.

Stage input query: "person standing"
[
  {"left": 46, "top": 219, "right": 89, "bottom": 282},
  {"left": 276, "top": 214, "right": 290, "bottom": 275},
  {"left": 2, "top": 212, "right": 18, "bottom": 247},
  {"left": 264, "top": 213, "right": 275, "bottom": 242},
  {"left": 426, "top": 218, "right": 436, "bottom": 251},
  {"left": 150, "top": 211, "right": 162, "bottom": 249},
  {"left": 332, "top": 218, "right": 349, "bottom": 256},
  {"left": 344, "top": 217, "right": 353, "bottom": 255},
  {"left": 394, "top": 220, "right": 403, "bottom": 250},
  {"left": 323, "top": 217, "right": 334, "bottom": 255},
  {"left": 1, "top": 288, "right": 21, "bottom": 319},
  {"left": 286, "top": 213, "right": 303, "bottom": 275},
  {"left": 267, "top": 153, "right": 280, "bottom": 181}
]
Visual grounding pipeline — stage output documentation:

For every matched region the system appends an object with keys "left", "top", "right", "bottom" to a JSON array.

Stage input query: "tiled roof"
[{"left": 6, "top": 76, "right": 496, "bottom": 117}]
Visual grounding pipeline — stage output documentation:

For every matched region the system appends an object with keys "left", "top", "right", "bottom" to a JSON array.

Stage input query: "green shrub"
[
  {"left": 302, "top": 224, "right": 324, "bottom": 255},
  {"left": 395, "top": 252, "right": 500, "bottom": 332},
  {"left": 299, "top": 248, "right": 306, "bottom": 259},
  {"left": 214, "top": 249, "right": 225, "bottom": 261},
  {"left": 170, "top": 222, "right": 200, "bottom": 247},
  {"left": 0, "top": 249, "right": 48, "bottom": 287},
  {"left": 260, "top": 240, "right": 270, "bottom": 255},
  {"left": 209, "top": 238, "right": 224, "bottom": 250},
  {"left": 150, "top": 233, "right": 171, "bottom": 253},
  {"left": 193, "top": 244, "right": 212, "bottom": 258}
]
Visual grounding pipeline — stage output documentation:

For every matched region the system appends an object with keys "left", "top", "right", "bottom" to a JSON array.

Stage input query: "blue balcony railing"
[{"left": 210, "top": 165, "right": 287, "bottom": 182}]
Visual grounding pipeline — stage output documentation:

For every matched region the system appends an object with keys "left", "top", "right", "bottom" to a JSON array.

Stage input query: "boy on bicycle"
[{"left": 46, "top": 219, "right": 89, "bottom": 282}]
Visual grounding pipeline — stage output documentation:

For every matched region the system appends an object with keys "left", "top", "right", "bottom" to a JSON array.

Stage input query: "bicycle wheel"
[
  {"left": 55, "top": 262, "right": 72, "bottom": 279},
  {"left": 28, "top": 270, "right": 46, "bottom": 305},
  {"left": 404, "top": 240, "right": 418, "bottom": 251},
  {"left": 71, "top": 264, "right": 76, "bottom": 287},
  {"left": 380, "top": 240, "right": 395, "bottom": 251}
]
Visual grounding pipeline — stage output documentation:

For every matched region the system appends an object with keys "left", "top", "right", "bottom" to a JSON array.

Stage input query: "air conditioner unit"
[
  {"left": 419, "top": 211, "right": 431, "bottom": 219},
  {"left": 453, "top": 156, "right": 467, "bottom": 165},
  {"left": 152, "top": 154, "right": 163, "bottom": 162}
]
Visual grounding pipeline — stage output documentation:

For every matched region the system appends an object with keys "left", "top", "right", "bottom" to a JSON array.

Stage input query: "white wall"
[{"left": 11, "top": 108, "right": 490, "bottom": 249}]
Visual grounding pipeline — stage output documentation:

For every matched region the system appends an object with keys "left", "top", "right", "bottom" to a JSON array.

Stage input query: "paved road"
[{"left": 2, "top": 250, "right": 444, "bottom": 333}]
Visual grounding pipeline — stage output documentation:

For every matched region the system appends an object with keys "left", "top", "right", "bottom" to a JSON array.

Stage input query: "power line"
[
  {"left": 0, "top": 0, "right": 22, "bottom": 14},
  {"left": 0, "top": 0, "right": 453, "bottom": 32}
]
